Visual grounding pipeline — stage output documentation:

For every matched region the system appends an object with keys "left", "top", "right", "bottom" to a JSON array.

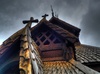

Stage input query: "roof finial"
[
  {"left": 23, "top": 17, "right": 38, "bottom": 24},
  {"left": 51, "top": 5, "right": 54, "bottom": 17},
  {"left": 42, "top": 14, "right": 49, "bottom": 19}
]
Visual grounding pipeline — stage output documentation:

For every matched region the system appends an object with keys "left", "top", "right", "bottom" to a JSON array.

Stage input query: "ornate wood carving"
[{"left": 19, "top": 17, "right": 43, "bottom": 74}]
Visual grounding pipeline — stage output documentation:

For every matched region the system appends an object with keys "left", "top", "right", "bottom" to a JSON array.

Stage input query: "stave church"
[{"left": 0, "top": 12, "right": 100, "bottom": 74}]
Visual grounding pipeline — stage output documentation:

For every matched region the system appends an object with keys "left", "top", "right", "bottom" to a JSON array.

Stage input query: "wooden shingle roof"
[
  {"left": 76, "top": 44, "right": 100, "bottom": 63},
  {"left": 43, "top": 59, "right": 99, "bottom": 74}
]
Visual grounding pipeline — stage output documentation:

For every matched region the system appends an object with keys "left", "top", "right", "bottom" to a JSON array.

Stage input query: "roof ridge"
[{"left": 49, "top": 17, "right": 80, "bottom": 31}]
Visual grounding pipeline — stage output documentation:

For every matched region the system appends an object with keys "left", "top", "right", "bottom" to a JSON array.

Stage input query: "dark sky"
[{"left": 0, "top": 0, "right": 100, "bottom": 47}]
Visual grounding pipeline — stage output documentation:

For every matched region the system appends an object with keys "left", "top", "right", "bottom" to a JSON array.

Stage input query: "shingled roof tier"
[
  {"left": 76, "top": 44, "right": 100, "bottom": 63},
  {"left": 43, "top": 59, "right": 99, "bottom": 74}
]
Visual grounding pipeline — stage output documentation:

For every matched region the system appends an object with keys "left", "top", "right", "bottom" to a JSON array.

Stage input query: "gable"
[
  {"left": 32, "top": 23, "right": 64, "bottom": 60},
  {"left": 49, "top": 17, "right": 81, "bottom": 37},
  {"left": 31, "top": 19, "right": 79, "bottom": 44},
  {"left": 31, "top": 21, "right": 76, "bottom": 61}
]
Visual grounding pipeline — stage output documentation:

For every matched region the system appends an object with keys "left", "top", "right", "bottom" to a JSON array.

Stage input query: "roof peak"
[
  {"left": 51, "top": 5, "right": 54, "bottom": 17},
  {"left": 42, "top": 14, "right": 49, "bottom": 19}
]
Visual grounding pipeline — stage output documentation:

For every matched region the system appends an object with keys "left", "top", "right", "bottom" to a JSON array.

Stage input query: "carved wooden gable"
[
  {"left": 31, "top": 19, "right": 77, "bottom": 61},
  {"left": 32, "top": 24, "right": 65, "bottom": 61}
]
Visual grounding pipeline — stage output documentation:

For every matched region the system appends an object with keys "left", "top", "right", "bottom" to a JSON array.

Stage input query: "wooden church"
[{"left": 0, "top": 13, "right": 100, "bottom": 74}]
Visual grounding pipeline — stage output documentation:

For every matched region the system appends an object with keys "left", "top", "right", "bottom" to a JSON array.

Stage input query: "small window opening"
[
  {"left": 44, "top": 40, "right": 50, "bottom": 45},
  {"left": 33, "top": 37, "right": 37, "bottom": 41},
  {"left": 46, "top": 31, "right": 51, "bottom": 36},
  {"left": 49, "top": 35, "right": 55, "bottom": 41},
  {"left": 38, "top": 33, "right": 42, "bottom": 38},
  {"left": 40, "top": 36, "right": 46, "bottom": 42},
  {"left": 54, "top": 39, "right": 61, "bottom": 43},
  {"left": 36, "top": 42, "right": 40, "bottom": 46}
]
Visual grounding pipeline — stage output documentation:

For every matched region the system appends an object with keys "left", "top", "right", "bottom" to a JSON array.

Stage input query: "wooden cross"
[
  {"left": 23, "top": 17, "right": 38, "bottom": 24},
  {"left": 42, "top": 14, "right": 49, "bottom": 19}
]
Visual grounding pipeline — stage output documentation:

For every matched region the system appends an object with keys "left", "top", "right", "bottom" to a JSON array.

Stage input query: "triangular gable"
[
  {"left": 49, "top": 17, "right": 81, "bottom": 37},
  {"left": 31, "top": 18, "right": 78, "bottom": 44}
]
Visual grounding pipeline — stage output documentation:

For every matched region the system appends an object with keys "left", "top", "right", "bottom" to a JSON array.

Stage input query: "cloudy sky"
[{"left": 0, "top": 0, "right": 100, "bottom": 47}]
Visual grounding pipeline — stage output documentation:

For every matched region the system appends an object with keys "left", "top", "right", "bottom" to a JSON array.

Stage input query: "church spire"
[{"left": 51, "top": 5, "right": 54, "bottom": 17}]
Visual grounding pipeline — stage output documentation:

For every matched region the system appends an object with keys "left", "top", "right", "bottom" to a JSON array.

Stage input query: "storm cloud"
[
  {"left": 80, "top": 0, "right": 100, "bottom": 46},
  {"left": 0, "top": 0, "right": 100, "bottom": 47}
]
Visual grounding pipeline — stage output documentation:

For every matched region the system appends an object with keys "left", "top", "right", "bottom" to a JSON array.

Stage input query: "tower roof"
[{"left": 49, "top": 17, "right": 81, "bottom": 37}]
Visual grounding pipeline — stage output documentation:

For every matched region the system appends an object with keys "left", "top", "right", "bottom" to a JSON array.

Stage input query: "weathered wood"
[
  {"left": 43, "top": 59, "right": 100, "bottom": 74},
  {"left": 70, "top": 59, "right": 100, "bottom": 74},
  {"left": 19, "top": 27, "right": 32, "bottom": 74},
  {"left": 20, "top": 17, "right": 39, "bottom": 74},
  {"left": 76, "top": 44, "right": 100, "bottom": 63}
]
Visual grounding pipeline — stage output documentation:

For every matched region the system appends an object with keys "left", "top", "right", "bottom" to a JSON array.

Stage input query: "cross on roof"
[
  {"left": 23, "top": 17, "right": 38, "bottom": 24},
  {"left": 42, "top": 14, "right": 49, "bottom": 19}
]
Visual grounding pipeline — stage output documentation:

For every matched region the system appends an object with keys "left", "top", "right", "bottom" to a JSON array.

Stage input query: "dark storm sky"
[{"left": 0, "top": 0, "right": 100, "bottom": 47}]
